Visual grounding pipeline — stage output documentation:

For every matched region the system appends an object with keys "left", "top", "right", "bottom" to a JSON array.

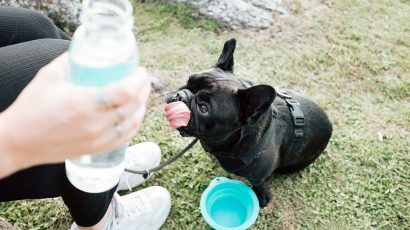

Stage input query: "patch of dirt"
[{"left": 262, "top": 194, "right": 304, "bottom": 230}]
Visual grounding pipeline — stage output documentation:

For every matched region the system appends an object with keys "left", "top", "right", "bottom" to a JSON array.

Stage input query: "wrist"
[{"left": 0, "top": 112, "right": 26, "bottom": 178}]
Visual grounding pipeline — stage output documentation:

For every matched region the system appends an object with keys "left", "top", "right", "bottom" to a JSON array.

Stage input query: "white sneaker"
[
  {"left": 109, "top": 186, "right": 171, "bottom": 230},
  {"left": 70, "top": 186, "right": 171, "bottom": 230},
  {"left": 117, "top": 142, "right": 161, "bottom": 191}
]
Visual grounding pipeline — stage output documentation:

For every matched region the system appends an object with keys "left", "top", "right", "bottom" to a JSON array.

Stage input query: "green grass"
[{"left": 1, "top": 0, "right": 409, "bottom": 229}]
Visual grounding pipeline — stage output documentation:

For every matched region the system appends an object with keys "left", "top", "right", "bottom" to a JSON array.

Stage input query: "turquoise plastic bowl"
[{"left": 200, "top": 177, "right": 260, "bottom": 230}]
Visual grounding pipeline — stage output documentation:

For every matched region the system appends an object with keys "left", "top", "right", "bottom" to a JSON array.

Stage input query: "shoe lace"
[
  {"left": 113, "top": 193, "right": 151, "bottom": 226},
  {"left": 124, "top": 178, "right": 132, "bottom": 191}
]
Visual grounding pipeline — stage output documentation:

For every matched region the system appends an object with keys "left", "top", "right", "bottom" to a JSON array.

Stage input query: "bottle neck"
[
  {"left": 70, "top": 0, "right": 137, "bottom": 67},
  {"left": 81, "top": 0, "right": 133, "bottom": 35}
]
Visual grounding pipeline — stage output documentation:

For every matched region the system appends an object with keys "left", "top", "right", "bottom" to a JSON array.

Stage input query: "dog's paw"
[
  {"left": 257, "top": 191, "right": 272, "bottom": 208},
  {"left": 253, "top": 186, "right": 272, "bottom": 208}
]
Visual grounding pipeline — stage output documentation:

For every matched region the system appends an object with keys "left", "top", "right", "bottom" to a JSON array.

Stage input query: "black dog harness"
[
  {"left": 216, "top": 91, "right": 305, "bottom": 173},
  {"left": 276, "top": 91, "right": 305, "bottom": 139}
]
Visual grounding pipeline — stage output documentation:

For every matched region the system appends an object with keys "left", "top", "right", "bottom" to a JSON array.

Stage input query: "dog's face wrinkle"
[
  {"left": 173, "top": 67, "right": 249, "bottom": 143},
  {"left": 180, "top": 75, "right": 242, "bottom": 142},
  {"left": 186, "top": 69, "right": 246, "bottom": 92}
]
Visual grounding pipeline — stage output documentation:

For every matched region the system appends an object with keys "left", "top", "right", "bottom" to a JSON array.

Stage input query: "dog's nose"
[
  {"left": 176, "top": 89, "right": 194, "bottom": 103},
  {"left": 175, "top": 90, "right": 187, "bottom": 102},
  {"left": 166, "top": 89, "right": 192, "bottom": 104}
]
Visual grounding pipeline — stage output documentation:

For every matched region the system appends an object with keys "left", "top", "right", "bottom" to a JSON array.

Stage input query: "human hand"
[{"left": 0, "top": 53, "right": 150, "bottom": 176}]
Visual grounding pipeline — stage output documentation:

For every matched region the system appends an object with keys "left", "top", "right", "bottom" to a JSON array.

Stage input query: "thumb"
[{"left": 36, "top": 52, "right": 69, "bottom": 83}]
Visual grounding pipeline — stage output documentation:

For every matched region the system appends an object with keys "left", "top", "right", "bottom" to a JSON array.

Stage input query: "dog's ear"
[
  {"left": 215, "top": 38, "right": 236, "bottom": 72},
  {"left": 237, "top": 85, "right": 276, "bottom": 124}
]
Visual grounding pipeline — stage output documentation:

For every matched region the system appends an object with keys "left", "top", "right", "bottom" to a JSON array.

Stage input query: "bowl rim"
[{"left": 200, "top": 177, "right": 260, "bottom": 230}]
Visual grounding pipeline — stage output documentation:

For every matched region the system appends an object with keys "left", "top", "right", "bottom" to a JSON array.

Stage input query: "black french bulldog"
[{"left": 166, "top": 38, "right": 333, "bottom": 207}]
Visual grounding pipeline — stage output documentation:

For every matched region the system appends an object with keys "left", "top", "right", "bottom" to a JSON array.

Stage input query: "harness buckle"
[
  {"left": 285, "top": 98, "right": 305, "bottom": 139},
  {"left": 277, "top": 91, "right": 292, "bottom": 99}
]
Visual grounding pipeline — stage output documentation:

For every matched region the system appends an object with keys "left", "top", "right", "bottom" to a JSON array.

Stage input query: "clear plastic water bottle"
[{"left": 65, "top": 0, "right": 137, "bottom": 193}]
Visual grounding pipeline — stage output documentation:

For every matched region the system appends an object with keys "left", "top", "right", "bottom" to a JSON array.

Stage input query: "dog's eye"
[{"left": 198, "top": 104, "right": 208, "bottom": 114}]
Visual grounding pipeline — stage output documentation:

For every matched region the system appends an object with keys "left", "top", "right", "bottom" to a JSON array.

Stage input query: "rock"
[
  {"left": 0, "top": 218, "right": 15, "bottom": 230},
  {"left": 148, "top": 71, "right": 170, "bottom": 93},
  {"left": 0, "top": 0, "right": 291, "bottom": 30},
  {"left": 165, "top": 0, "right": 290, "bottom": 29},
  {"left": 0, "top": 0, "right": 81, "bottom": 32},
  {"left": 250, "top": 0, "right": 288, "bottom": 14}
]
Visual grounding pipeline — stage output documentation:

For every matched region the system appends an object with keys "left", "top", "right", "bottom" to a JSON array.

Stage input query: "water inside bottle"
[{"left": 69, "top": 57, "right": 134, "bottom": 87}]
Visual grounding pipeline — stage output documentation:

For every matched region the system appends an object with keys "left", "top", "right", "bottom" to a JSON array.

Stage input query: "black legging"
[{"left": 0, "top": 7, "right": 116, "bottom": 227}]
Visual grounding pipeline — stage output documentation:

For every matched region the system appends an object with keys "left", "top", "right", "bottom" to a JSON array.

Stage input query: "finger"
[
  {"left": 115, "top": 67, "right": 150, "bottom": 105},
  {"left": 70, "top": 84, "right": 145, "bottom": 142},
  {"left": 137, "top": 78, "right": 152, "bottom": 104},
  {"left": 114, "top": 107, "right": 146, "bottom": 147},
  {"left": 102, "top": 67, "right": 150, "bottom": 107},
  {"left": 116, "top": 105, "right": 146, "bottom": 144},
  {"left": 120, "top": 106, "right": 146, "bottom": 142},
  {"left": 103, "top": 100, "right": 141, "bottom": 125},
  {"left": 96, "top": 106, "right": 146, "bottom": 151},
  {"left": 83, "top": 100, "right": 140, "bottom": 138}
]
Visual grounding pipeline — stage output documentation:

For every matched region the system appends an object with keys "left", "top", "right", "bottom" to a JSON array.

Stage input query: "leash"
[{"left": 124, "top": 138, "right": 199, "bottom": 179}]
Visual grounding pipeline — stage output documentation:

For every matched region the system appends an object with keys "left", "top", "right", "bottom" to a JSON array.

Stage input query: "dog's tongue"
[{"left": 164, "top": 101, "right": 191, "bottom": 129}]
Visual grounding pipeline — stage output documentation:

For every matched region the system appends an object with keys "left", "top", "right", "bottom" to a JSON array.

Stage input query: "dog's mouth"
[
  {"left": 177, "top": 104, "right": 197, "bottom": 137},
  {"left": 166, "top": 90, "right": 209, "bottom": 140},
  {"left": 177, "top": 127, "right": 193, "bottom": 137},
  {"left": 165, "top": 89, "right": 196, "bottom": 133}
]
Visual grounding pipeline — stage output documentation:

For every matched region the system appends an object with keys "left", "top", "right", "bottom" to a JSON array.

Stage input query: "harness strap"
[{"left": 277, "top": 91, "right": 305, "bottom": 139}]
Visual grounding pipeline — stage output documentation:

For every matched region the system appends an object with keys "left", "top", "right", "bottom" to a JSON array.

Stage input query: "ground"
[{"left": 0, "top": 0, "right": 409, "bottom": 229}]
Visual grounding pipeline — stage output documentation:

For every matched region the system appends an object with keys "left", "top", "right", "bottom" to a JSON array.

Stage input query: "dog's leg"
[{"left": 251, "top": 179, "right": 272, "bottom": 208}]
